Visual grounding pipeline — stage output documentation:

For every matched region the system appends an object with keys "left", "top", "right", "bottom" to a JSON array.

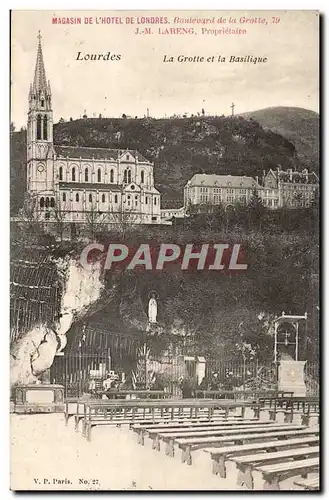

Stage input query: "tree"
[
  {"left": 17, "top": 193, "right": 44, "bottom": 238},
  {"left": 109, "top": 208, "right": 139, "bottom": 238},
  {"left": 247, "top": 189, "right": 266, "bottom": 230},
  {"left": 53, "top": 203, "right": 69, "bottom": 242},
  {"left": 85, "top": 204, "right": 107, "bottom": 241},
  {"left": 19, "top": 193, "right": 41, "bottom": 223}
]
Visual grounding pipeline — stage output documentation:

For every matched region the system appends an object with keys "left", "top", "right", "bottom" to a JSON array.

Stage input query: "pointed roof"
[{"left": 33, "top": 31, "right": 48, "bottom": 92}]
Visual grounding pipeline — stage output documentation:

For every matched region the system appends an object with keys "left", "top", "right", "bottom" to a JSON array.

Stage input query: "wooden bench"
[
  {"left": 65, "top": 397, "right": 182, "bottom": 426},
  {"left": 85, "top": 415, "right": 245, "bottom": 441},
  {"left": 255, "top": 457, "right": 319, "bottom": 490},
  {"left": 69, "top": 398, "right": 239, "bottom": 429},
  {"left": 72, "top": 400, "right": 217, "bottom": 433},
  {"left": 268, "top": 397, "right": 319, "bottom": 423},
  {"left": 132, "top": 418, "right": 260, "bottom": 445},
  {"left": 143, "top": 421, "right": 275, "bottom": 450},
  {"left": 258, "top": 392, "right": 294, "bottom": 409},
  {"left": 82, "top": 399, "right": 260, "bottom": 439},
  {"left": 176, "top": 427, "right": 319, "bottom": 465},
  {"left": 80, "top": 406, "right": 236, "bottom": 436},
  {"left": 132, "top": 414, "right": 252, "bottom": 432},
  {"left": 196, "top": 390, "right": 294, "bottom": 403},
  {"left": 284, "top": 400, "right": 319, "bottom": 425},
  {"left": 294, "top": 474, "right": 320, "bottom": 490},
  {"left": 233, "top": 445, "right": 319, "bottom": 489},
  {"left": 159, "top": 424, "right": 304, "bottom": 458},
  {"left": 204, "top": 435, "right": 319, "bottom": 478}
]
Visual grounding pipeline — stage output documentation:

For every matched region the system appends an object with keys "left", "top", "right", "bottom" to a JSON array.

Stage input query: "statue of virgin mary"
[{"left": 148, "top": 295, "right": 158, "bottom": 324}]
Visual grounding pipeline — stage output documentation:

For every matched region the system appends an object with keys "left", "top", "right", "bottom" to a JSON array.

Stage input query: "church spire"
[
  {"left": 33, "top": 31, "right": 48, "bottom": 93},
  {"left": 27, "top": 31, "right": 53, "bottom": 147}
]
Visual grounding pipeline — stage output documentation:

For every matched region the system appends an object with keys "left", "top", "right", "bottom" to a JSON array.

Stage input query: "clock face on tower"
[{"left": 37, "top": 165, "right": 45, "bottom": 173}]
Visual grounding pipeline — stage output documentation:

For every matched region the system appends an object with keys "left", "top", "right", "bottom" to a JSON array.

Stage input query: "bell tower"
[{"left": 27, "top": 32, "right": 54, "bottom": 193}]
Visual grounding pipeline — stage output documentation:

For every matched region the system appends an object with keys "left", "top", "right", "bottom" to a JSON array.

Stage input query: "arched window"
[
  {"left": 72, "top": 167, "right": 76, "bottom": 182},
  {"left": 141, "top": 171, "right": 144, "bottom": 184},
  {"left": 76, "top": 193, "right": 79, "bottom": 202},
  {"left": 97, "top": 169, "right": 101, "bottom": 182},
  {"left": 110, "top": 169, "right": 114, "bottom": 183},
  {"left": 45, "top": 197, "right": 50, "bottom": 208},
  {"left": 89, "top": 194, "right": 92, "bottom": 203},
  {"left": 102, "top": 194, "right": 105, "bottom": 203},
  {"left": 59, "top": 166, "right": 63, "bottom": 181},
  {"left": 123, "top": 170, "right": 127, "bottom": 183},
  {"left": 40, "top": 197, "right": 45, "bottom": 208},
  {"left": 114, "top": 194, "right": 118, "bottom": 203},
  {"left": 128, "top": 170, "right": 131, "bottom": 183},
  {"left": 43, "top": 115, "right": 48, "bottom": 140},
  {"left": 36, "top": 114, "right": 42, "bottom": 140},
  {"left": 50, "top": 197, "right": 55, "bottom": 208},
  {"left": 62, "top": 192, "right": 66, "bottom": 202},
  {"left": 85, "top": 168, "right": 89, "bottom": 182}
]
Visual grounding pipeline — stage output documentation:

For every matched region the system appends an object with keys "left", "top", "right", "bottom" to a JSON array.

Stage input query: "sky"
[{"left": 11, "top": 10, "right": 319, "bottom": 129}]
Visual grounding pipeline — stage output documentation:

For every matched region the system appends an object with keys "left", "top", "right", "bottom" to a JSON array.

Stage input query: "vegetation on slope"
[
  {"left": 11, "top": 114, "right": 299, "bottom": 212},
  {"left": 240, "top": 106, "right": 319, "bottom": 171}
]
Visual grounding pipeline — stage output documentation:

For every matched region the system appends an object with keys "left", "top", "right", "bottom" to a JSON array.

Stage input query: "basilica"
[{"left": 26, "top": 35, "right": 161, "bottom": 224}]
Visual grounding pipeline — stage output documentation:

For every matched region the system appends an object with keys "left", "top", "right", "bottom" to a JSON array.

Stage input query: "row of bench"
[
  {"left": 265, "top": 396, "right": 319, "bottom": 425},
  {"left": 131, "top": 419, "right": 319, "bottom": 490},
  {"left": 195, "top": 390, "right": 294, "bottom": 401},
  {"left": 65, "top": 398, "right": 261, "bottom": 441},
  {"left": 65, "top": 395, "right": 319, "bottom": 438},
  {"left": 64, "top": 395, "right": 320, "bottom": 490}
]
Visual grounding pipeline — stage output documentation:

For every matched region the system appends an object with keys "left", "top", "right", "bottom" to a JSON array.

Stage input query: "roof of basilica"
[{"left": 54, "top": 145, "right": 150, "bottom": 164}]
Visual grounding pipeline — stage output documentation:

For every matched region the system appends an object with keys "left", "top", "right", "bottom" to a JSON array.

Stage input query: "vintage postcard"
[{"left": 10, "top": 10, "right": 320, "bottom": 491}]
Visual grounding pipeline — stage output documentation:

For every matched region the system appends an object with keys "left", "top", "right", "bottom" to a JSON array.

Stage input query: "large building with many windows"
[
  {"left": 263, "top": 168, "right": 319, "bottom": 209},
  {"left": 184, "top": 168, "right": 318, "bottom": 211},
  {"left": 25, "top": 35, "right": 161, "bottom": 224},
  {"left": 184, "top": 174, "right": 262, "bottom": 210}
]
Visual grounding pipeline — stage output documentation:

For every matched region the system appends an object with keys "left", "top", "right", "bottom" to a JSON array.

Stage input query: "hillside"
[
  {"left": 240, "top": 107, "right": 319, "bottom": 171},
  {"left": 11, "top": 114, "right": 300, "bottom": 213}
]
